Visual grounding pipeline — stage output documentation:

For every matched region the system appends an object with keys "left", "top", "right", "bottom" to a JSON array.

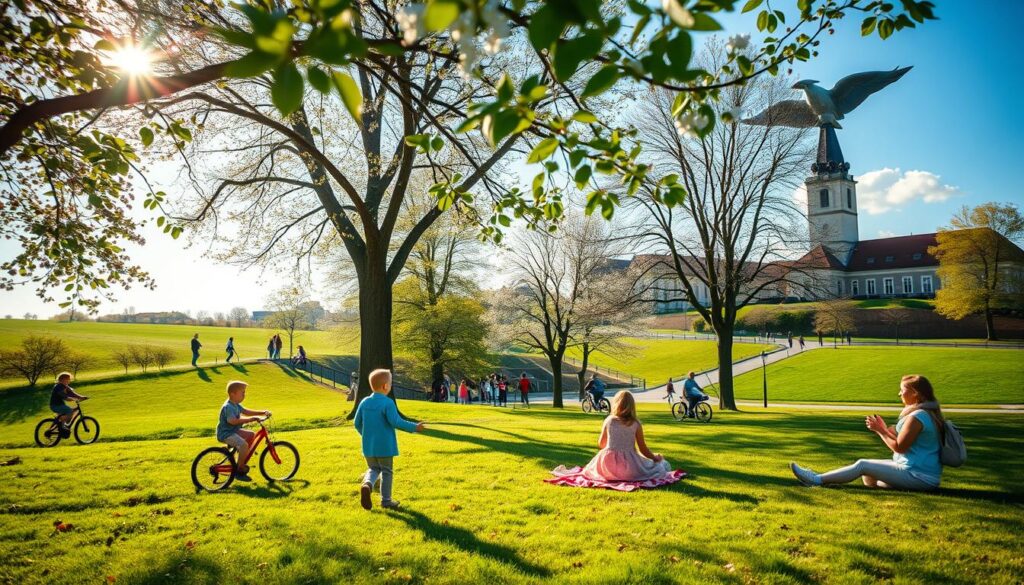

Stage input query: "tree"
[
  {"left": 929, "top": 203, "right": 1024, "bottom": 340},
  {"left": 0, "top": 0, "right": 934, "bottom": 408},
  {"left": 111, "top": 348, "right": 133, "bottom": 374},
  {"left": 492, "top": 215, "right": 635, "bottom": 407},
  {"left": 228, "top": 307, "right": 250, "bottom": 328},
  {"left": 879, "top": 308, "right": 913, "bottom": 344},
  {"left": 152, "top": 347, "right": 175, "bottom": 371},
  {"left": 61, "top": 350, "right": 93, "bottom": 378},
  {"left": 742, "top": 306, "right": 775, "bottom": 338},
  {"left": 814, "top": 299, "right": 857, "bottom": 348},
  {"left": 625, "top": 51, "right": 813, "bottom": 410},
  {"left": 129, "top": 345, "right": 156, "bottom": 373},
  {"left": 0, "top": 335, "right": 68, "bottom": 387},
  {"left": 265, "top": 288, "right": 311, "bottom": 359}
]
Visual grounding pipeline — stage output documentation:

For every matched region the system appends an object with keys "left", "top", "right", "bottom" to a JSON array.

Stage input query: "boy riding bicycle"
[
  {"left": 683, "top": 371, "right": 709, "bottom": 418},
  {"left": 50, "top": 372, "right": 87, "bottom": 435},
  {"left": 217, "top": 381, "right": 270, "bottom": 482},
  {"left": 584, "top": 374, "right": 606, "bottom": 405}
]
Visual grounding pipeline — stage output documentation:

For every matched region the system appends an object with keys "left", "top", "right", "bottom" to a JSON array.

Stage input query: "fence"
[
  {"left": 561, "top": 356, "right": 646, "bottom": 392},
  {"left": 285, "top": 359, "right": 429, "bottom": 400}
]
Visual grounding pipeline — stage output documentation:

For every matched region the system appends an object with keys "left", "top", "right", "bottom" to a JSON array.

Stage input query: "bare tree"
[
  {"left": 228, "top": 307, "right": 249, "bottom": 328},
  {"left": 492, "top": 215, "right": 639, "bottom": 407},
  {"left": 128, "top": 345, "right": 156, "bottom": 373},
  {"left": 61, "top": 350, "right": 92, "bottom": 378},
  {"left": 152, "top": 347, "right": 175, "bottom": 370},
  {"left": 111, "top": 348, "right": 133, "bottom": 374},
  {"left": 0, "top": 336, "right": 68, "bottom": 386},
  {"left": 879, "top": 308, "right": 913, "bottom": 345},
  {"left": 623, "top": 47, "right": 813, "bottom": 409},
  {"left": 814, "top": 299, "right": 858, "bottom": 348}
]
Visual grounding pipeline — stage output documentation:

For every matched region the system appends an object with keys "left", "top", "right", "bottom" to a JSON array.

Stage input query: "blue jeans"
[
  {"left": 191, "top": 350, "right": 199, "bottom": 366},
  {"left": 363, "top": 456, "right": 395, "bottom": 503},
  {"left": 686, "top": 394, "right": 706, "bottom": 415}
]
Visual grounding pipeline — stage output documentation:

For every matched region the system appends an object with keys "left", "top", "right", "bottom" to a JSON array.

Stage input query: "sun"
[{"left": 104, "top": 45, "right": 154, "bottom": 76}]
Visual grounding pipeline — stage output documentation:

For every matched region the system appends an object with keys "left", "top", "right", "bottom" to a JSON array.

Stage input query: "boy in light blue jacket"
[{"left": 354, "top": 369, "right": 425, "bottom": 510}]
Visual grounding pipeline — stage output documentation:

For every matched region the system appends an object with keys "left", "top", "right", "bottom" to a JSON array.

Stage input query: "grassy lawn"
[
  {"left": 0, "top": 319, "right": 359, "bottom": 384},
  {"left": 567, "top": 338, "right": 775, "bottom": 384},
  {"left": 733, "top": 347, "right": 1024, "bottom": 404},
  {"left": 0, "top": 371, "right": 1021, "bottom": 584}
]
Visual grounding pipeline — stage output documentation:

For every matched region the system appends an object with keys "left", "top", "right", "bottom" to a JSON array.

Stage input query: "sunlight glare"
[{"left": 106, "top": 45, "right": 153, "bottom": 76}]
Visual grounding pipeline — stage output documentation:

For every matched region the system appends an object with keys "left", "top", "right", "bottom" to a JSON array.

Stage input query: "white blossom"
[
  {"left": 396, "top": 3, "right": 426, "bottom": 46},
  {"left": 726, "top": 33, "right": 751, "bottom": 54},
  {"left": 674, "top": 111, "right": 710, "bottom": 137}
]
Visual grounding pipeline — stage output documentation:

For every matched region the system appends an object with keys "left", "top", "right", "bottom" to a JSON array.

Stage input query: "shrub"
[
  {"left": 0, "top": 335, "right": 68, "bottom": 387},
  {"left": 691, "top": 318, "right": 707, "bottom": 333},
  {"left": 128, "top": 345, "right": 155, "bottom": 373},
  {"left": 151, "top": 347, "right": 175, "bottom": 370},
  {"left": 111, "top": 348, "right": 133, "bottom": 374},
  {"left": 62, "top": 350, "right": 92, "bottom": 377}
]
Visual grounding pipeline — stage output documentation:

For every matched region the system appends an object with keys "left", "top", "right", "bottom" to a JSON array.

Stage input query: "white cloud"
[
  {"left": 877, "top": 229, "right": 897, "bottom": 238},
  {"left": 857, "top": 167, "right": 959, "bottom": 215}
]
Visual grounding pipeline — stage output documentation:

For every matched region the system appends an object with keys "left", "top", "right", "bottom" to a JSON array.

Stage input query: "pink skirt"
[{"left": 545, "top": 449, "right": 686, "bottom": 492}]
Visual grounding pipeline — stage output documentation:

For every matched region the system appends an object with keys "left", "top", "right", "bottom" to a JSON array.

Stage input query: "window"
[
  {"left": 883, "top": 277, "right": 894, "bottom": 295},
  {"left": 912, "top": 252, "right": 922, "bottom": 260},
  {"left": 922, "top": 275, "right": 933, "bottom": 294},
  {"left": 847, "top": 188, "right": 853, "bottom": 209},
  {"left": 837, "top": 280, "right": 844, "bottom": 296},
  {"left": 885, "top": 255, "right": 894, "bottom": 263},
  {"left": 819, "top": 189, "right": 829, "bottom": 208},
  {"left": 866, "top": 279, "right": 876, "bottom": 295},
  {"left": 866, "top": 257, "right": 875, "bottom": 264},
  {"left": 902, "top": 276, "right": 913, "bottom": 294},
  {"left": 851, "top": 280, "right": 860, "bottom": 296}
]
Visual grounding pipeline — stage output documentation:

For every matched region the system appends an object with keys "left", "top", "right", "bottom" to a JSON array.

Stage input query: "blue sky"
[{"left": 2, "top": 1, "right": 1022, "bottom": 317}]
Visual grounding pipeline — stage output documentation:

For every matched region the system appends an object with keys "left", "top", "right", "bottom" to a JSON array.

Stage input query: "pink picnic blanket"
[{"left": 544, "top": 465, "right": 687, "bottom": 492}]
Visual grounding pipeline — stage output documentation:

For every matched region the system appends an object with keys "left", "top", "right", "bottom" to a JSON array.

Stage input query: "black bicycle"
[
  {"left": 672, "top": 395, "right": 713, "bottom": 423},
  {"left": 581, "top": 392, "right": 611, "bottom": 414},
  {"left": 34, "top": 399, "right": 100, "bottom": 447}
]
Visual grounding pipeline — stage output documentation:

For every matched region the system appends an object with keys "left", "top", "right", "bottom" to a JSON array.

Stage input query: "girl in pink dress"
[
  {"left": 458, "top": 379, "right": 470, "bottom": 405},
  {"left": 546, "top": 391, "right": 685, "bottom": 491}
]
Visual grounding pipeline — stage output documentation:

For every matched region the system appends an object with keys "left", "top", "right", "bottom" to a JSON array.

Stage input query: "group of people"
[
  {"left": 188, "top": 333, "right": 292, "bottom": 367},
  {"left": 431, "top": 372, "right": 532, "bottom": 407}
]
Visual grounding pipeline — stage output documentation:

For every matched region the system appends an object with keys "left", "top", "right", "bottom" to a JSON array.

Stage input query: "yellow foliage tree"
[{"left": 929, "top": 203, "right": 1024, "bottom": 340}]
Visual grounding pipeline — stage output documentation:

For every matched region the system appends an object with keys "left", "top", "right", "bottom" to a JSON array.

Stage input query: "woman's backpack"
[{"left": 938, "top": 418, "right": 967, "bottom": 467}]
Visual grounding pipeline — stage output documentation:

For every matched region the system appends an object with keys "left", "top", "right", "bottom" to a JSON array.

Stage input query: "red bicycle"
[
  {"left": 34, "top": 399, "right": 100, "bottom": 447},
  {"left": 190, "top": 414, "right": 300, "bottom": 492}
]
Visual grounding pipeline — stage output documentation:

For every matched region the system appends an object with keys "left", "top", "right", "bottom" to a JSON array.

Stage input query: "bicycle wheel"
[
  {"left": 260, "top": 441, "right": 300, "bottom": 482},
  {"left": 598, "top": 398, "right": 611, "bottom": 413},
  {"left": 74, "top": 416, "right": 101, "bottom": 444},
  {"left": 191, "top": 447, "right": 236, "bottom": 492},
  {"left": 695, "top": 402, "right": 713, "bottom": 423},
  {"left": 34, "top": 418, "right": 62, "bottom": 447},
  {"left": 581, "top": 398, "right": 593, "bottom": 413},
  {"left": 671, "top": 402, "right": 687, "bottom": 421}
]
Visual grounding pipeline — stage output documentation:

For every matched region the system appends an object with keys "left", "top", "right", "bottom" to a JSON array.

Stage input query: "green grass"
[
  {"left": 567, "top": 338, "right": 775, "bottom": 384},
  {"left": 0, "top": 367, "right": 1021, "bottom": 584},
  {"left": 0, "top": 319, "right": 359, "bottom": 383},
  {"left": 733, "top": 347, "right": 1024, "bottom": 404}
]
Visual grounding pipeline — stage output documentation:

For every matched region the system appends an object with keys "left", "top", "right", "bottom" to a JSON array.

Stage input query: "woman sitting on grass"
[
  {"left": 790, "top": 374, "right": 943, "bottom": 491},
  {"left": 546, "top": 391, "right": 685, "bottom": 491}
]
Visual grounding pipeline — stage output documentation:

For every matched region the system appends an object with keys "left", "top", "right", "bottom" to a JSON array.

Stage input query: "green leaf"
[
  {"left": 662, "top": 0, "right": 694, "bottom": 28},
  {"left": 572, "top": 110, "right": 598, "bottom": 124},
  {"left": 689, "top": 13, "right": 722, "bottom": 31},
  {"left": 741, "top": 0, "right": 763, "bottom": 13},
  {"left": 271, "top": 62, "right": 304, "bottom": 115},
  {"left": 424, "top": 0, "right": 462, "bottom": 32},
  {"left": 94, "top": 39, "right": 117, "bottom": 51},
  {"left": 307, "top": 66, "right": 332, "bottom": 93},
  {"left": 878, "top": 18, "right": 894, "bottom": 39},
  {"left": 333, "top": 71, "right": 363, "bottom": 123},
  {"left": 225, "top": 50, "right": 280, "bottom": 78},
  {"left": 139, "top": 127, "right": 154, "bottom": 147},
  {"left": 582, "top": 65, "right": 620, "bottom": 98},
  {"left": 527, "top": 137, "right": 559, "bottom": 163},
  {"left": 528, "top": 4, "right": 563, "bottom": 52},
  {"left": 756, "top": 10, "right": 769, "bottom": 32},
  {"left": 574, "top": 165, "right": 592, "bottom": 187},
  {"left": 553, "top": 32, "right": 603, "bottom": 82}
]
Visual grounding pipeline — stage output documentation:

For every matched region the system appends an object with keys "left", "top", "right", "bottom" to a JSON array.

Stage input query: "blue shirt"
[
  {"left": 894, "top": 410, "right": 942, "bottom": 486},
  {"left": 217, "top": 400, "right": 244, "bottom": 441},
  {"left": 353, "top": 393, "right": 419, "bottom": 457},
  {"left": 683, "top": 378, "right": 702, "bottom": 397}
]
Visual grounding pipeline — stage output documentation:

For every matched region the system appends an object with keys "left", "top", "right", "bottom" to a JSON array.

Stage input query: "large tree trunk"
[
  {"left": 347, "top": 262, "right": 394, "bottom": 418},
  {"left": 549, "top": 354, "right": 564, "bottom": 408},
  {"left": 576, "top": 343, "right": 590, "bottom": 401},
  {"left": 716, "top": 331, "right": 737, "bottom": 410}
]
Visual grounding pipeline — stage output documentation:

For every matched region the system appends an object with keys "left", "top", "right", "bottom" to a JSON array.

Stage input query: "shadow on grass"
[
  {"left": 195, "top": 368, "right": 212, "bottom": 383},
  {"left": 227, "top": 363, "right": 248, "bottom": 373},
  {"left": 233, "top": 479, "right": 311, "bottom": 499},
  {"left": 272, "top": 362, "right": 299, "bottom": 378},
  {"left": 0, "top": 386, "right": 46, "bottom": 425},
  {"left": 425, "top": 426, "right": 592, "bottom": 468},
  {"left": 391, "top": 508, "right": 551, "bottom": 578}
]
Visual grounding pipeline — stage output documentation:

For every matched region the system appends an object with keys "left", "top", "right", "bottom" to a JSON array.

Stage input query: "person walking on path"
[
  {"left": 664, "top": 378, "right": 676, "bottom": 403},
  {"left": 790, "top": 375, "right": 944, "bottom": 491},
  {"left": 818, "top": 331, "right": 824, "bottom": 346},
  {"left": 225, "top": 337, "right": 235, "bottom": 363},
  {"left": 787, "top": 332, "right": 793, "bottom": 349},
  {"left": 798, "top": 335, "right": 805, "bottom": 350},
  {"left": 191, "top": 334, "right": 202, "bottom": 367},
  {"left": 267, "top": 337, "right": 275, "bottom": 359},
  {"left": 273, "top": 334, "right": 283, "bottom": 359},
  {"left": 847, "top": 332, "right": 853, "bottom": 346},
  {"left": 518, "top": 373, "right": 531, "bottom": 408}
]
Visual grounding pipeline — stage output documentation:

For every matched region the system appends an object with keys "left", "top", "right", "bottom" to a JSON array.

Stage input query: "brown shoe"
[
  {"left": 360, "top": 483, "right": 372, "bottom": 510},
  {"left": 381, "top": 500, "right": 401, "bottom": 510}
]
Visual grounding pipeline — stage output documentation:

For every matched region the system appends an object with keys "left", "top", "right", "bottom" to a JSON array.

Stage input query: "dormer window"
[
  {"left": 912, "top": 253, "right": 922, "bottom": 260},
  {"left": 866, "top": 257, "right": 875, "bottom": 264},
  {"left": 819, "top": 189, "right": 829, "bottom": 208},
  {"left": 885, "top": 255, "right": 894, "bottom": 262}
]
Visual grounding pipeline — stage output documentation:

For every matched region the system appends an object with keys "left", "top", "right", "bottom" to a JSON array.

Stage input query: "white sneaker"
[{"left": 790, "top": 462, "right": 822, "bottom": 487}]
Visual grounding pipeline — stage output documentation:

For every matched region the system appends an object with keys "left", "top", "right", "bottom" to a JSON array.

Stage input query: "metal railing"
[
  {"left": 561, "top": 356, "right": 646, "bottom": 391},
  {"left": 283, "top": 358, "right": 429, "bottom": 400}
]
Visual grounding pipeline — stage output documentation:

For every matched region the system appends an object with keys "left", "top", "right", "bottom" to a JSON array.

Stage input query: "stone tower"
[{"left": 805, "top": 125, "right": 859, "bottom": 264}]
